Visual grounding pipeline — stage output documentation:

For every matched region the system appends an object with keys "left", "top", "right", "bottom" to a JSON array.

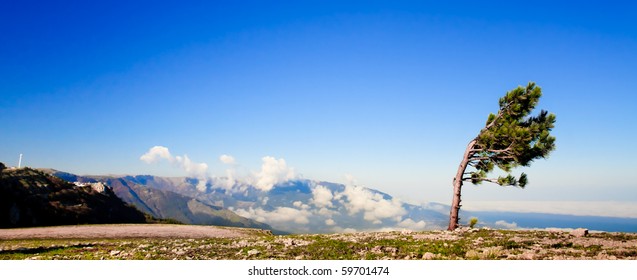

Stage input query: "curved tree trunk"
[{"left": 448, "top": 139, "right": 476, "bottom": 230}]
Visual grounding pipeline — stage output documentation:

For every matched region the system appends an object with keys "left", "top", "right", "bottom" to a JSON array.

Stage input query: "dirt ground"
[{"left": 0, "top": 224, "right": 267, "bottom": 239}]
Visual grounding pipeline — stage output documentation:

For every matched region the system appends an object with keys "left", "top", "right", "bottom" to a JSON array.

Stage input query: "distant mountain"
[
  {"left": 49, "top": 172, "right": 450, "bottom": 233},
  {"left": 0, "top": 165, "right": 147, "bottom": 228},
  {"left": 48, "top": 171, "right": 275, "bottom": 232},
  {"left": 38, "top": 168, "right": 637, "bottom": 233}
]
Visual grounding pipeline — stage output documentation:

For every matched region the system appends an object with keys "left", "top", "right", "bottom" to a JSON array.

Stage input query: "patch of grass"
[
  {"left": 289, "top": 238, "right": 357, "bottom": 259},
  {"left": 571, "top": 244, "right": 603, "bottom": 257},
  {"left": 596, "top": 232, "right": 637, "bottom": 242},
  {"left": 550, "top": 242, "right": 573, "bottom": 249}
]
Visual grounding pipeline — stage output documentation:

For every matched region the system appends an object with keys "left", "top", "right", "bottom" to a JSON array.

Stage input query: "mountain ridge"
[
  {"left": 37, "top": 168, "right": 637, "bottom": 233},
  {"left": 0, "top": 166, "right": 148, "bottom": 228},
  {"left": 46, "top": 170, "right": 277, "bottom": 232}
]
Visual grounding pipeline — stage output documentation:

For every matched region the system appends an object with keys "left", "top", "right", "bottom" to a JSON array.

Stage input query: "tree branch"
[
  {"left": 468, "top": 156, "right": 491, "bottom": 162},
  {"left": 470, "top": 142, "right": 515, "bottom": 154},
  {"left": 462, "top": 177, "right": 501, "bottom": 185}
]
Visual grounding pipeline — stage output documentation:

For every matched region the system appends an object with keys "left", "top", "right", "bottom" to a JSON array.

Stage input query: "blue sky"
[{"left": 1, "top": 1, "right": 636, "bottom": 211}]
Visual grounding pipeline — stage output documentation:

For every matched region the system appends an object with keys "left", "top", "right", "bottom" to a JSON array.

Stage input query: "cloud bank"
[
  {"left": 336, "top": 185, "right": 407, "bottom": 224},
  {"left": 140, "top": 146, "right": 430, "bottom": 233}
]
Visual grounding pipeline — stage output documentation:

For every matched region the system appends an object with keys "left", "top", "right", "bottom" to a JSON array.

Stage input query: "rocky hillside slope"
[
  {"left": 44, "top": 170, "right": 275, "bottom": 232},
  {"left": 107, "top": 178, "right": 274, "bottom": 230},
  {"left": 0, "top": 166, "right": 147, "bottom": 228}
]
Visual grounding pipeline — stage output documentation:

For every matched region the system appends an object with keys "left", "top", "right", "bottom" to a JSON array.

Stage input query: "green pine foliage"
[{"left": 467, "top": 82, "right": 556, "bottom": 188}]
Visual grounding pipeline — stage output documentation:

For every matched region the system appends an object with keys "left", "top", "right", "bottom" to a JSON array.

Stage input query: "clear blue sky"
[{"left": 1, "top": 1, "right": 636, "bottom": 208}]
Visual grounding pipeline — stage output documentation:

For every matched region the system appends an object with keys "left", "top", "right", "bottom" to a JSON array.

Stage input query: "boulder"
[
  {"left": 570, "top": 228, "right": 588, "bottom": 237},
  {"left": 422, "top": 252, "right": 435, "bottom": 260}
]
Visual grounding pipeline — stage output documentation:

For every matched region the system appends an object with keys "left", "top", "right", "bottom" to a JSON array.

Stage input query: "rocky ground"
[
  {"left": 0, "top": 224, "right": 268, "bottom": 239},
  {"left": 0, "top": 224, "right": 635, "bottom": 260}
]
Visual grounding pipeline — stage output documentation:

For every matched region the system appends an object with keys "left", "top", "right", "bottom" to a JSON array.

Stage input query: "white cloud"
[
  {"left": 397, "top": 218, "right": 427, "bottom": 230},
  {"left": 234, "top": 207, "right": 311, "bottom": 225},
  {"left": 140, "top": 146, "right": 209, "bottom": 191},
  {"left": 343, "top": 228, "right": 357, "bottom": 233},
  {"left": 141, "top": 149, "right": 300, "bottom": 193},
  {"left": 336, "top": 185, "right": 407, "bottom": 223},
  {"left": 311, "top": 184, "right": 334, "bottom": 208},
  {"left": 140, "top": 146, "right": 208, "bottom": 178},
  {"left": 219, "top": 154, "right": 236, "bottom": 165},
  {"left": 344, "top": 174, "right": 357, "bottom": 185},
  {"left": 140, "top": 146, "right": 172, "bottom": 164},
  {"left": 174, "top": 155, "right": 208, "bottom": 178},
  {"left": 331, "top": 226, "right": 357, "bottom": 233},
  {"left": 252, "top": 156, "right": 296, "bottom": 191},
  {"left": 216, "top": 168, "right": 236, "bottom": 190},
  {"left": 325, "top": 219, "right": 336, "bottom": 226},
  {"left": 495, "top": 220, "right": 518, "bottom": 229},
  {"left": 317, "top": 207, "right": 338, "bottom": 217},
  {"left": 292, "top": 201, "right": 310, "bottom": 210}
]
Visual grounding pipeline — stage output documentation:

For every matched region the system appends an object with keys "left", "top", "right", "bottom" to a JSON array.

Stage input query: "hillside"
[
  {"left": 49, "top": 173, "right": 450, "bottom": 233},
  {"left": 38, "top": 170, "right": 637, "bottom": 234},
  {"left": 107, "top": 178, "right": 274, "bottom": 230},
  {"left": 0, "top": 165, "right": 147, "bottom": 228},
  {"left": 46, "top": 170, "right": 275, "bottom": 231}
]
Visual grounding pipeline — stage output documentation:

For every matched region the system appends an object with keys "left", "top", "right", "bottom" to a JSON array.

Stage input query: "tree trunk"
[{"left": 448, "top": 139, "right": 476, "bottom": 230}]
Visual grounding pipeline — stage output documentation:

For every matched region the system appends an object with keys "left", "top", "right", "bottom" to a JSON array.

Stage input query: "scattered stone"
[
  {"left": 570, "top": 228, "right": 589, "bottom": 237},
  {"left": 465, "top": 250, "right": 480, "bottom": 259},
  {"left": 371, "top": 246, "right": 383, "bottom": 254},
  {"left": 247, "top": 249, "right": 260, "bottom": 256},
  {"left": 3, "top": 228, "right": 636, "bottom": 260},
  {"left": 280, "top": 238, "right": 307, "bottom": 247},
  {"left": 422, "top": 252, "right": 435, "bottom": 260}
]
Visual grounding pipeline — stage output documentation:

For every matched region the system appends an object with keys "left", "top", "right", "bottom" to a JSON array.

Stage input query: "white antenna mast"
[{"left": 18, "top": 154, "right": 22, "bottom": 168}]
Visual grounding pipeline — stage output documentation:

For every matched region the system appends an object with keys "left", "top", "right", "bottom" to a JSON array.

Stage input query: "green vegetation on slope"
[{"left": 0, "top": 165, "right": 148, "bottom": 228}]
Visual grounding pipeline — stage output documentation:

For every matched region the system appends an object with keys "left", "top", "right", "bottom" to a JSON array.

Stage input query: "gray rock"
[
  {"left": 570, "top": 228, "right": 589, "bottom": 237},
  {"left": 422, "top": 252, "right": 435, "bottom": 260},
  {"left": 247, "top": 249, "right": 260, "bottom": 256}
]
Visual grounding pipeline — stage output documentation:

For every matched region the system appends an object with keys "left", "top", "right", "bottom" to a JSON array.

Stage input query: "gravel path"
[{"left": 0, "top": 224, "right": 265, "bottom": 239}]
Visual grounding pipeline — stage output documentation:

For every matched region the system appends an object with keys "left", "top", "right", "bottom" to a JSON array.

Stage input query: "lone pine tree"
[{"left": 448, "top": 82, "right": 556, "bottom": 230}]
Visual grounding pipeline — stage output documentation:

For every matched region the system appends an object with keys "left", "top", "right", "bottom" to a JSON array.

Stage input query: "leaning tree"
[{"left": 448, "top": 82, "right": 556, "bottom": 230}]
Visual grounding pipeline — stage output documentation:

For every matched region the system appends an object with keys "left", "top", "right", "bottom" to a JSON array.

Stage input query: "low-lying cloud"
[
  {"left": 336, "top": 185, "right": 407, "bottom": 224},
  {"left": 140, "top": 146, "right": 431, "bottom": 233},
  {"left": 233, "top": 207, "right": 311, "bottom": 225},
  {"left": 140, "top": 146, "right": 209, "bottom": 191},
  {"left": 141, "top": 146, "right": 297, "bottom": 192},
  {"left": 252, "top": 156, "right": 296, "bottom": 191},
  {"left": 311, "top": 185, "right": 334, "bottom": 208},
  {"left": 495, "top": 220, "right": 518, "bottom": 229}
]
